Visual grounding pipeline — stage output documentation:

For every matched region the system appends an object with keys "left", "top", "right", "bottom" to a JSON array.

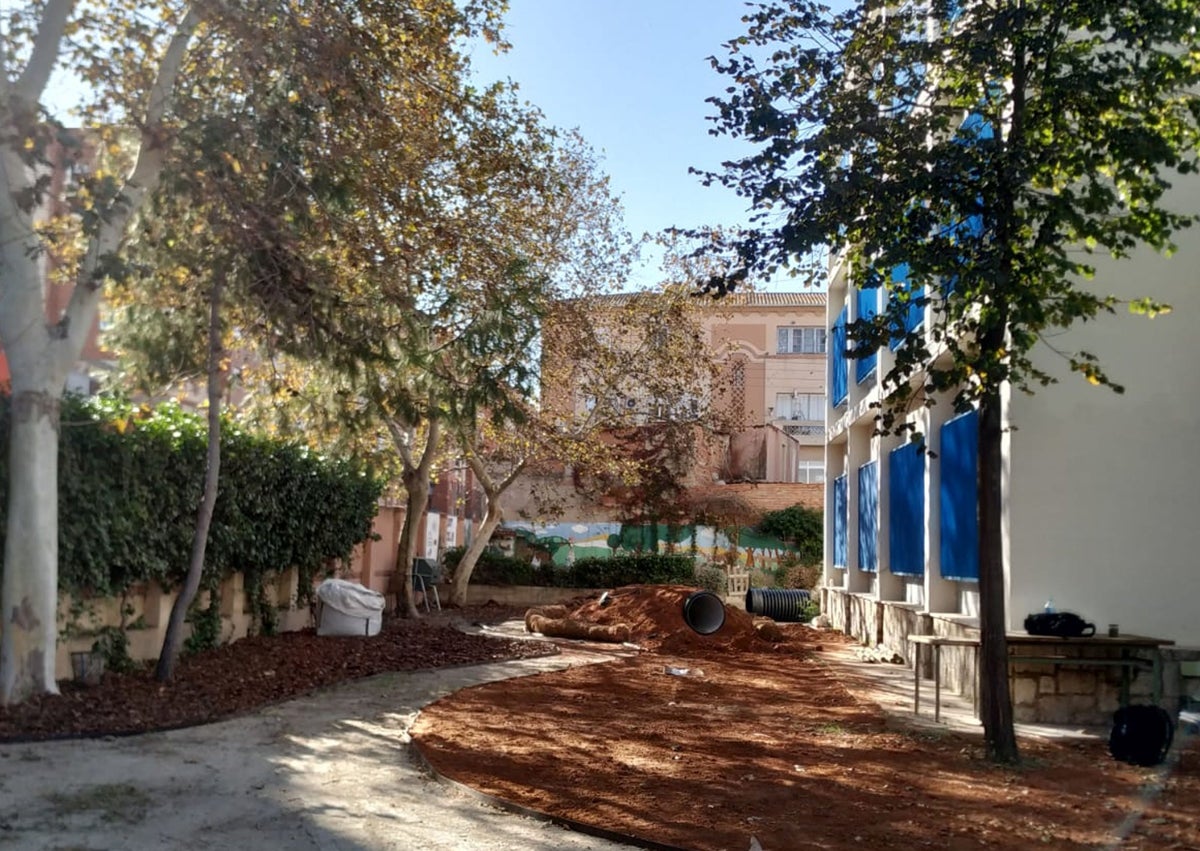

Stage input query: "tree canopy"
[{"left": 703, "top": 0, "right": 1200, "bottom": 762}]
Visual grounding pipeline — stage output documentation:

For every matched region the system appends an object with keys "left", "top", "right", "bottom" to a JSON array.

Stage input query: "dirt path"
[{"left": 0, "top": 652, "right": 636, "bottom": 851}]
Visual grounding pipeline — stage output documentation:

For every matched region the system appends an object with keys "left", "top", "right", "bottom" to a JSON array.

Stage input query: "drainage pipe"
[
  {"left": 744, "top": 588, "right": 812, "bottom": 622},
  {"left": 681, "top": 590, "right": 726, "bottom": 635}
]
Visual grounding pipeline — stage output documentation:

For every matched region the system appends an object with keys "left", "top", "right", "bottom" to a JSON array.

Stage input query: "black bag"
[
  {"left": 1109, "top": 704, "right": 1175, "bottom": 766},
  {"left": 1024, "top": 611, "right": 1096, "bottom": 638}
]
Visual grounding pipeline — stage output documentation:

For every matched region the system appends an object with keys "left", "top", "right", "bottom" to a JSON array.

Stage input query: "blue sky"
[{"left": 466, "top": 1, "right": 768, "bottom": 290}]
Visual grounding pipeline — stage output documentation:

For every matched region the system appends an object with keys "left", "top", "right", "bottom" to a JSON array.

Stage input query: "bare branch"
[
  {"left": 53, "top": 6, "right": 201, "bottom": 377},
  {"left": 13, "top": 0, "right": 74, "bottom": 105}
]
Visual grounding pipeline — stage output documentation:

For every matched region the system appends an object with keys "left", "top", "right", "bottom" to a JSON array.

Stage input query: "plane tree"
[{"left": 0, "top": 0, "right": 508, "bottom": 702}]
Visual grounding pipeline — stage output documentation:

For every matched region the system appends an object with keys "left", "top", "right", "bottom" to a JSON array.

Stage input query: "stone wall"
[
  {"left": 820, "top": 587, "right": 1195, "bottom": 726},
  {"left": 57, "top": 567, "right": 313, "bottom": 682}
]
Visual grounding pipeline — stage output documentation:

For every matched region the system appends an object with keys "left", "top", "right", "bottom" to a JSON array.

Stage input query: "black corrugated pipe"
[
  {"left": 745, "top": 588, "right": 812, "bottom": 622},
  {"left": 682, "top": 590, "right": 726, "bottom": 635}
]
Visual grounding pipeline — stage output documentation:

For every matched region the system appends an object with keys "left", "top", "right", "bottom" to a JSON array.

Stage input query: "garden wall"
[
  {"left": 56, "top": 567, "right": 312, "bottom": 682},
  {"left": 461, "top": 585, "right": 598, "bottom": 607}
]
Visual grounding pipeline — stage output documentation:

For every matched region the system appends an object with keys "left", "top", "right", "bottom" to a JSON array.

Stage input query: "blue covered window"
[
  {"left": 858, "top": 461, "right": 879, "bottom": 572},
  {"left": 833, "top": 474, "right": 848, "bottom": 568},
  {"left": 944, "top": 112, "right": 993, "bottom": 295},
  {"left": 888, "top": 262, "right": 923, "bottom": 350},
  {"left": 888, "top": 442, "right": 925, "bottom": 576},
  {"left": 854, "top": 287, "right": 877, "bottom": 384},
  {"left": 939, "top": 410, "right": 979, "bottom": 581},
  {"left": 830, "top": 307, "right": 848, "bottom": 407}
]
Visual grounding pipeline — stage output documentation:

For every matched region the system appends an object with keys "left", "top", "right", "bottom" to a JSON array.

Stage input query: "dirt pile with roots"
[{"left": 526, "top": 584, "right": 801, "bottom": 655}]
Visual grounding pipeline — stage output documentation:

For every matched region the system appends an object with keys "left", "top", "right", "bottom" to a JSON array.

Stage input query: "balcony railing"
[{"left": 778, "top": 420, "right": 824, "bottom": 441}]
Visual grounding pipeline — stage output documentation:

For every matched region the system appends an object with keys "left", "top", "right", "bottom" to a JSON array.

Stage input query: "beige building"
[
  {"left": 503, "top": 290, "right": 829, "bottom": 525},
  {"left": 708, "top": 291, "right": 828, "bottom": 484}
]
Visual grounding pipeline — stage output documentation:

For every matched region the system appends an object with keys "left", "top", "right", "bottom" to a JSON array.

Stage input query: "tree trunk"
[
  {"left": 0, "top": 389, "right": 62, "bottom": 704},
  {"left": 449, "top": 497, "right": 503, "bottom": 607},
  {"left": 977, "top": 389, "right": 1019, "bottom": 763},
  {"left": 391, "top": 417, "right": 442, "bottom": 618},
  {"left": 396, "top": 476, "right": 429, "bottom": 618},
  {"left": 156, "top": 277, "right": 224, "bottom": 682},
  {"left": 0, "top": 6, "right": 199, "bottom": 704}
]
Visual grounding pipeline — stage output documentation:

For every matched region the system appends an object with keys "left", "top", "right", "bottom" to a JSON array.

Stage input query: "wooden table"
[
  {"left": 906, "top": 632, "right": 1175, "bottom": 723},
  {"left": 907, "top": 635, "right": 980, "bottom": 722}
]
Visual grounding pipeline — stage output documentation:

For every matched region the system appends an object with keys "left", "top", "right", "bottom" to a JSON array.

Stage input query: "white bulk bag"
[{"left": 316, "top": 578, "right": 385, "bottom": 637}]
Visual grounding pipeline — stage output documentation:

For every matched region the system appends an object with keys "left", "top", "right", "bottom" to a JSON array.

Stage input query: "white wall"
[{"left": 1008, "top": 176, "right": 1200, "bottom": 646}]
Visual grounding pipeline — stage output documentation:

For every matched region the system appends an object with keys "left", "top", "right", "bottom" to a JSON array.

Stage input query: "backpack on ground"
[{"left": 1109, "top": 704, "right": 1174, "bottom": 767}]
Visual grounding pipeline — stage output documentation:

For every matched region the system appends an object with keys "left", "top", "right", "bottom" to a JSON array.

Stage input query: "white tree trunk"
[
  {"left": 449, "top": 499, "right": 503, "bottom": 607},
  {"left": 0, "top": 388, "right": 63, "bottom": 703}
]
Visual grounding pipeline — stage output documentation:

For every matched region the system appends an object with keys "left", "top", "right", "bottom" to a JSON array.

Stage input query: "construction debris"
[{"left": 853, "top": 644, "right": 905, "bottom": 665}]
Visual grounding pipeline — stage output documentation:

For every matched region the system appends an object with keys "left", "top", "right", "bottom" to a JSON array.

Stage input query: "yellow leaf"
[
  {"left": 115, "top": 418, "right": 128, "bottom": 434},
  {"left": 23, "top": 138, "right": 33, "bottom": 150},
  {"left": 1086, "top": 375, "right": 1101, "bottom": 386},
  {"left": 288, "top": 90, "right": 300, "bottom": 104}
]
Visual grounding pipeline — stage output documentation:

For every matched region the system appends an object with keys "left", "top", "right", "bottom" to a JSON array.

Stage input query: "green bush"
[
  {"left": 693, "top": 565, "right": 728, "bottom": 595},
  {"left": 445, "top": 547, "right": 697, "bottom": 589},
  {"left": 757, "top": 504, "right": 822, "bottom": 565},
  {"left": 0, "top": 394, "right": 384, "bottom": 603}
]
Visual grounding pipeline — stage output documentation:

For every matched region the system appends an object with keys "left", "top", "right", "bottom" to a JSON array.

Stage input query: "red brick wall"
[{"left": 687, "top": 482, "right": 823, "bottom": 521}]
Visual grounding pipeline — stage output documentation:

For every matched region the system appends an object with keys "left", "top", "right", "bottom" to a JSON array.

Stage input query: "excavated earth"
[
  {"left": 1, "top": 587, "right": 1196, "bottom": 851},
  {"left": 412, "top": 585, "right": 1200, "bottom": 851}
]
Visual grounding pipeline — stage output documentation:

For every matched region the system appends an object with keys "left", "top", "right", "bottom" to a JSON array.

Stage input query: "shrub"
[
  {"left": 0, "top": 394, "right": 384, "bottom": 605},
  {"left": 757, "top": 504, "right": 822, "bottom": 566},
  {"left": 693, "top": 565, "right": 728, "bottom": 595},
  {"left": 452, "top": 549, "right": 697, "bottom": 589}
]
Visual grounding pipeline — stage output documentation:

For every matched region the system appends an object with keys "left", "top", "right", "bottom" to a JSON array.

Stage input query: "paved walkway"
[{"left": 0, "top": 649, "right": 637, "bottom": 851}]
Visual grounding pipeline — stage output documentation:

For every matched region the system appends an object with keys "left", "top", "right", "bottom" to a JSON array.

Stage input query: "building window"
[
  {"left": 776, "top": 326, "right": 827, "bottom": 354},
  {"left": 775, "top": 392, "right": 823, "bottom": 421},
  {"left": 797, "top": 460, "right": 825, "bottom": 484},
  {"left": 858, "top": 460, "right": 879, "bottom": 572}
]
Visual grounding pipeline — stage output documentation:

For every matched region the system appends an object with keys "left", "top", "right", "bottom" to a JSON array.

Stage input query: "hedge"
[
  {"left": 443, "top": 547, "right": 697, "bottom": 589},
  {"left": 0, "top": 394, "right": 384, "bottom": 601}
]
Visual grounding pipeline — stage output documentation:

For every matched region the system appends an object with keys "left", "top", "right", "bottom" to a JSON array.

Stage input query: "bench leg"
[
  {"left": 913, "top": 642, "right": 921, "bottom": 715},
  {"left": 934, "top": 645, "right": 942, "bottom": 724}
]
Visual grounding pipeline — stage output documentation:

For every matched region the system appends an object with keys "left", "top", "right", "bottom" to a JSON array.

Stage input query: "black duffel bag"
[{"left": 1024, "top": 611, "right": 1096, "bottom": 638}]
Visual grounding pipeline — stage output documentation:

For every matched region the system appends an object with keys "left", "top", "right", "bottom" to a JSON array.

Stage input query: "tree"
[
  {"left": 0, "top": 0, "right": 510, "bottom": 701},
  {"left": 112, "top": 0, "right": 476, "bottom": 672},
  {"left": 702, "top": 0, "right": 1200, "bottom": 762},
  {"left": 0, "top": 2, "right": 201, "bottom": 704},
  {"left": 221, "top": 100, "right": 635, "bottom": 617}
]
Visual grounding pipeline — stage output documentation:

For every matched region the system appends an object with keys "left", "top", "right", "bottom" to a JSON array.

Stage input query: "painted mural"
[{"left": 500, "top": 521, "right": 805, "bottom": 571}]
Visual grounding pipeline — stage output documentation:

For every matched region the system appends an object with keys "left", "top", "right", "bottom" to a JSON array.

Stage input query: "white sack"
[{"left": 316, "top": 578, "right": 386, "bottom": 618}]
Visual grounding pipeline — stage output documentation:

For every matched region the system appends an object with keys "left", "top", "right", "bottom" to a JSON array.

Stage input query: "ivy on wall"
[{"left": 0, "top": 395, "right": 384, "bottom": 602}]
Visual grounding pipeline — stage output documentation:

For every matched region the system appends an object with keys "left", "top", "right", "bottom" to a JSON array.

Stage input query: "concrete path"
[{"left": 0, "top": 650, "right": 636, "bottom": 851}]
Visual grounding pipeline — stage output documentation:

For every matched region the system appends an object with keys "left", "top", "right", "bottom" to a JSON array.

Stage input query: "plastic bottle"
[{"left": 1044, "top": 598, "right": 1055, "bottom": 614}]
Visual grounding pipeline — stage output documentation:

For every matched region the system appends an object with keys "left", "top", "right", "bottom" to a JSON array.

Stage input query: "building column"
[{"left": 925, "top": 393, "right": 959, "bottom": 614}]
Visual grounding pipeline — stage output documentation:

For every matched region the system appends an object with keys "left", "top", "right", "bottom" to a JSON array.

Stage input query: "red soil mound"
[{"left": 563, "top": 584, "right": 790, "bottom": 655}]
